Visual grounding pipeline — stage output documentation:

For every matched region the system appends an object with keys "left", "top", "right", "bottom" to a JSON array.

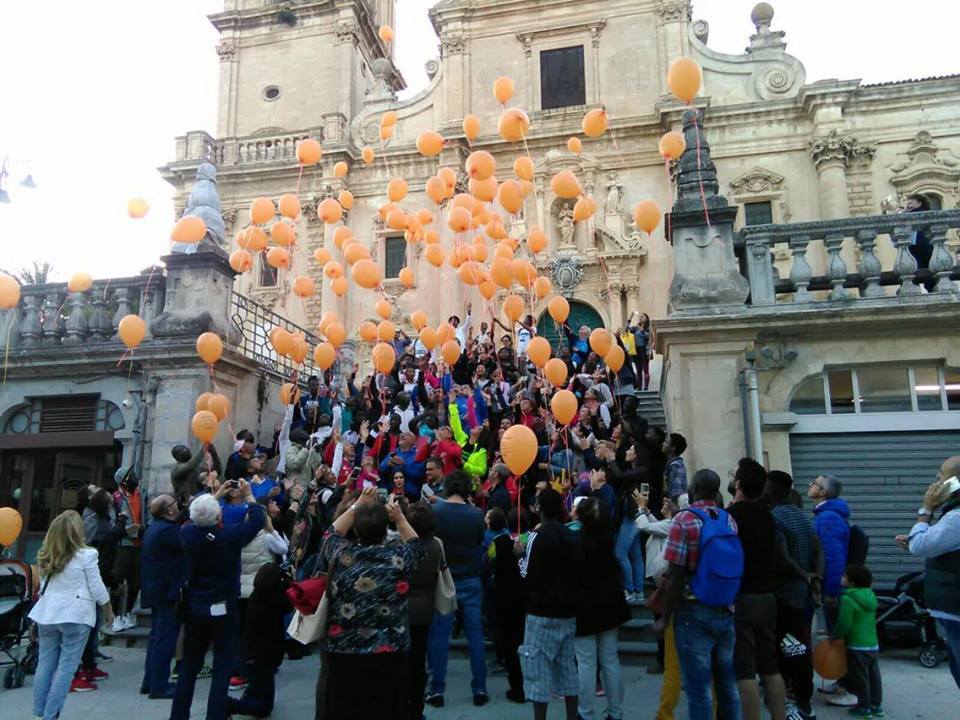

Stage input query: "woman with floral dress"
[{"left": 320, "top": 487, "right": 424, "bottom": 719}]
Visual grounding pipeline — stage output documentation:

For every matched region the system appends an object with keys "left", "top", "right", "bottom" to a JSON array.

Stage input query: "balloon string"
[
  {"left": 295, "top": 164, "right": 304, "bottom": 194},
  {"left": 691, "top": 110, "right": 711, "bottom": 229},
  {"left": 207, "top": 365, "right": 238, "bottom": 444},
  {"left": 608, "top": 126, "right": 629, "bottom": 171},
  {"left": 518, "top": 128, "right": 541, "bottom": 222}
]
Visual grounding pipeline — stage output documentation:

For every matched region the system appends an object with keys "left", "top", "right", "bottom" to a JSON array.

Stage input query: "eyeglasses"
[{"left": 809, "top": 480, "right": 824, "bottom": 489}]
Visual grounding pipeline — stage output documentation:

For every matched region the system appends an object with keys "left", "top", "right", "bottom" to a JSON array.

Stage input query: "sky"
[{"left": 0, "top": 0, "right": 957, "bottom": 282}]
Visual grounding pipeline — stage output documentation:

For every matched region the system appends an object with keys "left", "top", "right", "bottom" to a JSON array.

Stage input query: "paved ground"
[{"left": 4, "top": 645, "right": 953, "bottom": 718}]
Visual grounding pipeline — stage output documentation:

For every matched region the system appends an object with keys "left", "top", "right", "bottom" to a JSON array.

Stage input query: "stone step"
[{"left": 100, "top": 625, "right": 150, "bottom": 649}]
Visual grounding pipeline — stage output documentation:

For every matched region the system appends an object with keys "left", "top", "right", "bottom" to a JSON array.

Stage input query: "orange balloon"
[
  {"left": 229, "top": 250, "right": 253, "bottom": 273},
  {"left": 417, "top": 209, "right": 433, "bottom": 226},
  {"left": 127, "top": 198, "right": 149, "bottom": 219},
  {"left": 514, "top": 155, "right": 534, "bottom": 181},
  {"left": 196, "top": 332, "right": 223, "bottom": 364},
  {"left": 493, "top": 76, "right": 514, "bottom": 105},
  {"left": 195, "top": 392, "right": 213, "bottom": 412},
  {"left": 362, "top": 146, "right": 375, "bottom": 165},
  {"left": 511, "top": 259, "right": 537, "bottom": 288},
  {"left": 387, "top": 209, "right": 408, "bottom": 231},
  {"left": 0, "top": 507, "right": 22, "bottom": 546},
  {"left": 378, "top": 25, "right": 394, "bottom": 43},
  {"left": 411, "top": 310, "right": 428, "bottom": 331},
  {"left": 469, "top": 176, "right": 497, "bottom": 202},
  {"left": 239, "top": 226, "right": 267, "bottom": 252},
  {"left": 458, "top": 261, "right": 485, "bottom": 286},
  {"left": 332, "top": 276, "right": 348, "bottom": 297},
  {"left": 493, "top": 243, "right": 514, "bottom": 260},
  {"left": 605, "top": 344, "right": 625, "bottom": 372},
  {"left": 172, "top": 216, "right": 207, "bottom": 243},
  {"left": 448, "top": 206, "right": 472, "bottom": 233},
  {"left": 466, "top": 151, "right": 496, "bottom": 181},
  {"left": 567, "top": 137, "right": 582, "bottom": 154},
  {"left": 318, "top": 311, "right": 338, "bottom": 335},
  {"left": 117, "top": 314, "right": 146, "bottom": 349},
  {"left": 332, "top": 226, "right": 352, "bottom": 250},
  {"left": 498, "top": 108, "right": 530, "bottom": 142},
  {"left": 526, "top": 336, "right": 551, "bottom": 368},
  {"left": 323, "top": 260, "right": 344, "bottom": 279},
  {"left": 68, "top": 272, "right": 93, "bottom": 293},
  {"left": 296, "top": 139, "right": 322, "bottom": 165},
  {"left": 659, "top": 131, "right": 686, "bottom": 161},
  {"left": 441, "top": 340, "right": 461, "bottom": 366},
  {"left": 267, "top": 246, "right": 290, "bottom": 269},
  {"left": 339, "top": 190, "right": 354, "bottom": 210},
  {"left": 503, "top": 294, "right": 524, "bottom": 322},
  {"left": 416, "top": 131, "right": 444, "bottom": 157},
  {"left": 463, "top": 114, "right": 480, "bottom": 142},
  {"left": 359, "top": 321, "right": 378, "bottom": 343},
  {"left": 486, "top": 218, "right": 508, "bottom": 240},
  {"left": 548, "top": 295, "right": 570, "bottom": 323},
  {"left": 439, "top": 166, "right": 457, "bottom": 189},
  {"left": 544, "top": 358, "right": 569, "bottom": 388},
  {"left": 292, "top": 275, "right": 315, "bottom": 298},
  {"left": 314, "top": 342, "right": 336, "bottom": 370},
  {"left": 490, "top": 257, "right": 513, "bottom": 289},
  {"left": 207, "top": 393, "right": 230, "bottom": 421},
  {"left": 582, "top": 109, "right": 608, "bottom": 138},
  {"left": 551, "top": 171, "right": 581, "bottom": 199},
  {"left": 343, "top": 244, "right": 371, "bottom": 267},
  {"left": 351, "top": 259, "right": 382, "bottom": 289},
  {"left": 573, "top": 196, "right": 595, "bottom": 222},
  {"left": 375, "top": 299, "right": 393, "bottom": 320},
  {"left": 528, "top": 226, "right": 547, "bottom": 253},
  {"left": 633, "top": 200, "right": 660, "bottom": 234},
  {"left": 312, "top": 247, "right": 331, "bottom": 266},
  {"left": 425, "top": 176, "right": 447, "bottom": 204},
  {"left": 812, "top": 639, "right": 847, "bottom": 681},
  {"left": 379, "top": 125, "right": 394, "bottom": 142},
  {"left": 387, "top": 178, "right": 408, "bottom": 203},
  {"left": 272, "top": 328, "right": 294, "bottom": 356},
  {"left": 279, "top": 382, "right": 300, "bottom": 405},
  {"left": 589, "top": 328, "right": 612, "bottom": 356},
  {"left": 501, "top": 424, "right": 537, "bottom": 475},
  {"left": 191, "top": 410, "right": 219, "bottom": 444},
  {"left": 520, "top": 179, "right": 534, "bottom": 197},
  {"left": 533, "top": 275, "right": 552, "bottom": 299},
  {"left": 278, "top": 194, "right": 301, "bottom": 219},
  {"left": 380, "top": 110, "right": 398, "bottom": 127},
  {"left": 0, "top": 275, "right": 21, "bottom": 310},
  {"left": 377, "top": 321, "right": 395, "bottom": 342},
  {"left": 419, "top": 326, "right": 439, "bottom": 350},
  {"left": 472, "top": 239, "right": 488, "bottom": 263},
  {"left": 478, "top": 279, "right": 497, "bottom": 300},
  {"left": 372, "top": 342, "right": 396, "bottom": 373},
  {"left": 667, "top": 57, "right": 702, "bottom": 104},
  {"left": 436, "top": 322, "right": 456, "bottom": 344},
  {"left": 425, "top": 244, "right": 445, "bottom": 267},
  {"left": 334, "top": 160, "right": 349, "bottom": 178},
  {"left": 398, "top": 267, "right": 415, "bottom": 288},
  {"left": 251, "top": 197, "right": 276, "bottom": 225},
  {"left": 325, "top": 322, "right": 346, "bottom": 347},
  {"left": 318, "top": 198, "right": 344, "bottom": 224},
  {"left": 271, "top": 220, "right": 296, "bottom": 247},
  {"left": 290, "top": 333, "right": 308, "bottom": 365},
  {"left": 551, "top": 389, "right": 578, "bottom": 425},
  {"left": 497, "top": 179, "right": 524, "bottom": 214}
]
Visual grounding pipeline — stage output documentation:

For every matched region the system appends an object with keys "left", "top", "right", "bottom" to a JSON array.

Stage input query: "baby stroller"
[
  {"left": 0, "top": 558, "right": 37, "bottom": 688},
  {"left": 875, "top": 570, "right": 948, "bottom": 669}
]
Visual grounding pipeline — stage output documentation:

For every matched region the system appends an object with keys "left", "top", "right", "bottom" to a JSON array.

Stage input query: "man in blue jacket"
[
  {"left": 808, "top": 474, "right": 850, "bottom": 629},
  {"left": 139, "top": 495, "right": 185, "bottom": 699},
  {"left": 170, "top": 483, "right": 265, "bottom": 720},
  {"left": 379, "top": 431, "right": 426, "bottom": 497}
]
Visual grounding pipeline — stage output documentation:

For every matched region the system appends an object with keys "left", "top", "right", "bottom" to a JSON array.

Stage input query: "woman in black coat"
[{"left": 573, "top": 497, "right": 630, "bottom": 720}]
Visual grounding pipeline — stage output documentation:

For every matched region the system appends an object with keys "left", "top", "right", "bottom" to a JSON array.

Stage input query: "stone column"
[
  {"left": 655, "top": 1, "right": 692, "bottom": 94},
  {"left": 809, "top": 131, "right": 854, "bottom": 220},
  {"left": 215, "top": 38, "right": 239, "bottom": 138},
  {"left": 335, "top": 22, "right": 358, "bottom": 119},
  {"left": 604, "top": 284, "right": 624, "bottom": 330}
]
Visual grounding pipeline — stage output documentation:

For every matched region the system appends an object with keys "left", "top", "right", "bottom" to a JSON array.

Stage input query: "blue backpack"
[{"left": 687, "top": 507, "right": 744, "bottom": 607}]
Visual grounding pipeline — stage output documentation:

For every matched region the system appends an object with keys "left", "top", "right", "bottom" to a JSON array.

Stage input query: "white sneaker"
[
  {"left": 825, "top": 690, "right": 858, "bottom": 707},
  {"left": 110, "top": 616, "right": 126, "bottom": 633},
  {"left": 122, "top": 612, "right": 137, "bottom": 630}
]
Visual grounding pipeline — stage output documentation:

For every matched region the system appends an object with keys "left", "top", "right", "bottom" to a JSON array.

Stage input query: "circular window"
[
  {"left": 263, "top": 85, "right": 281, "bottom": 102},
  {"left": 6, "top": 410, "right": 30, "bottom": 433}
]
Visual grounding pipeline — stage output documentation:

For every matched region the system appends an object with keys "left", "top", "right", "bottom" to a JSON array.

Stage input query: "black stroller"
[
  {"left": 0, "top": 557, "right": 37, "bottom": 688},
  {"left": 875, "top": 570, "right": 948, "bottom": 668}
]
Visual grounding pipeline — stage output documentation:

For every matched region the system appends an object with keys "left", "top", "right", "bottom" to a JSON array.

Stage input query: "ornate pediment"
[
  {"left": 888, "top": 131, "right": 960, "bottom": 196},
  {"left": 729, "top": 167, "right": 785, "bottom": 196}
]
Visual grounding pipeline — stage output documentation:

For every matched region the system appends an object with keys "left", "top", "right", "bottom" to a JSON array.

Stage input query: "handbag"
[
  {"left": 433, "top": 538, "right": 457, "bottom": 615},
  {"left": 286, "top": 540, "right": 342, "bottom": 645}
]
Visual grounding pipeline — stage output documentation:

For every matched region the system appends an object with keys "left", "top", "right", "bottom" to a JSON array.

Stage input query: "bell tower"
[{"left": 210, "top": 0, "right": 402, "bottom": 141}]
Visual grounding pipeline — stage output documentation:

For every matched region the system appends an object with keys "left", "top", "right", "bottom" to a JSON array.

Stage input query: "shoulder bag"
[
  {"left": 287, "top": 539, "right": 343, "bottom": 645},
  {"left": 433, "top": 538, "right": 457, "bottom": 616}
]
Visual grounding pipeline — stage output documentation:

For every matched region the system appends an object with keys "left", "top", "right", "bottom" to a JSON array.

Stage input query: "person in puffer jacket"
[{"left": 808, "top": 474, "right": 850, "bottom": 629}]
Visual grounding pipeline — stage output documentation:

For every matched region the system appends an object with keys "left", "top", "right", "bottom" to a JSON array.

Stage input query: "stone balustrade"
[
  {"left": 174, "top": 128, "right": 323, "bottom": 167},
  {"left": 0, "top": 273, "right": 165, "bottom": 350},
  {"left": 738, "top": 209, "right": 960, "bottom": 305}
]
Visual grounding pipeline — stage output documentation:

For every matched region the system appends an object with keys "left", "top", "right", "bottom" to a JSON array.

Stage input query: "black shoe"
[
  {"left": 149, "top": 684, "right": 176, "bottom": 700},
  {"left": 424, "top": 693, "right": 444, "bottom": 708},
  {"left": 473, "top": 692, "right": 489, "bottom": 706},
  {"left": 506, "top": 688, "right": 526, "bottom": 704},
  {"left": 95, "top": 651, "right": 113, "bottom": 663},
  {"left": 139, "top": 686, "right": 149, "bottom": 695}
]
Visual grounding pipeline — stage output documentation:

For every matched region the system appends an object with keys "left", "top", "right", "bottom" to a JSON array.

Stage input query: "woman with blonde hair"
[{"left": 29, "top": 509, "right": 114, "bottom": 720}]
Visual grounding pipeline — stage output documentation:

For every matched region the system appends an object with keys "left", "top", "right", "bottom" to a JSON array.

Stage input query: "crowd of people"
[{"left": 21, "top": 304, "right": 960, "bottom": 720}]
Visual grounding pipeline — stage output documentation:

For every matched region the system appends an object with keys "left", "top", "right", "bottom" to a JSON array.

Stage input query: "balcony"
[
  {"left": 170, "top": 128, "right": 323, "bottom": 169},
  {"left": 738, "top": 209, "right": 960, "bottom": 306}
]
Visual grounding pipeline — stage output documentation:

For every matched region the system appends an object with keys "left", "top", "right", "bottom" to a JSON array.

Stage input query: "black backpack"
[{"left": 848, "top": 524, "right": 870, "bottom": 565}]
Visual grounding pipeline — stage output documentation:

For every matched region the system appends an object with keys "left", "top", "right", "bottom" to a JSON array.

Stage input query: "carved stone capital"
[
  {"left": 216, "top": 40, "right": 237, "bottom": 62},
  {"left": 335, "top": 20, "right": 359, "bottom": 45},
  {"left": 656, "top": 0, "right": 692, "bottom": 24},
  {"left": 809, "top": 131, "right": 875, "bottom": 172},
  {"left": 441, "top": 35, "right": 465, "bottom": 57},
  {"left": 516, "top": 33, "right": 533, "bottom": 58}
]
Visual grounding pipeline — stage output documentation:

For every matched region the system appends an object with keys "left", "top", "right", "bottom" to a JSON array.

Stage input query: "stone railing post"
[
  {"left": 928, "top": 223, "right": 957, "bottom": 294},
  {"left": 892, "top": 225, "right": 921, "bottom": 296},
  {"left": 62, "top": 291, "right": 90, "bottom": 344},
  {"left": 112, "top": 287, "right": 133, "bottom": 341},
  {"left": 855, "top": 228, "right": 884, "bottom": 298},
  {"left": 88, "top": 292, "right": 113, "bottom": 341},
  {"left": 824, "top": 233, "right": 850, "bottom": 301},
  {"left": 18, "top": 294, "right": 43, "bottom": 346},
  {"left": 744, "top": 234, "right": 776, "bottom": 305},
  {"left": 787, "top": 236, "right": 813, "bottom": 302},
  {"left": 42, "top": 290, "right": 64, "bottom": 345}
]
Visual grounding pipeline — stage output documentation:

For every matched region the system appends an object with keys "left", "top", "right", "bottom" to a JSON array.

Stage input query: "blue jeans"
[
  {"left": 142, "top": 599, "right": 178, "bottom": 694},
  {"left": 33, "top": 622, "right": 90, "bottom": 720},
  {"left": 673, "top": 602, "right": 741, "bottom": 720},
  {"left": 938, "top": 617, "right": 960, "bottom": 690},
  {"left": 170, "top": 610, "right": 239, "bottom": 720},
  {"left": 615, "top": 520, "right": 644, "bottom": 594},
  {"left": 574, "top": 629, "right": 623, "bottom": 720},
  {"left": 428, "top": 575, "right": 487, "bottom": 695}
]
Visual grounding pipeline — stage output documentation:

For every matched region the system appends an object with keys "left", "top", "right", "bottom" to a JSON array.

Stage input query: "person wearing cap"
[{"left": 111, "top": 466, "right": 145, "bottom": 633}]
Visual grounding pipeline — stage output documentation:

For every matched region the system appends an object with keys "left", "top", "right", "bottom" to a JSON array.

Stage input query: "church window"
[
  {"left": 384, "top": 236, "right": 406, "bottom": 279},
  {"left": 258, "top": 254, "right": 278, "bottom": 287},
  {"left": 743, "top": 201, "right": 773, "bottom": 226},
  {"left": 262, "top": 85, "right": 281, "bottom": 102},
  {"left": 540, "top": 46, "right": 586, "bottom": 110},
  {"left": 925, "top": 193, "right": 943, "bottom": 210}
]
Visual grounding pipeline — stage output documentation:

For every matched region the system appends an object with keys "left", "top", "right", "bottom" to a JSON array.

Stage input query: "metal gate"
[{"left": 789, "top": 430, "right": 960, "bottom": 590}]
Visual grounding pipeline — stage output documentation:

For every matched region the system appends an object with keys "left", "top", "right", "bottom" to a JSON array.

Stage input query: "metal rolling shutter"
[{"left": 789, "top": 430, "right": 960, "bottom": 591}]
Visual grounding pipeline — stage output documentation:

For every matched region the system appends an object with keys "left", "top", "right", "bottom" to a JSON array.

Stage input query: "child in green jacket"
[{"left": 832, "top": 564, "right": 883, "bottom": 718}]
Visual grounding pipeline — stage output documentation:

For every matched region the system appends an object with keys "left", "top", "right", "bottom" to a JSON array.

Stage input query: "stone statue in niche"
[
  {"left": 558, "top": 203, "right": 576, "bottom": 248},
  {"left": 604, "top": 171, "right": 623, "bottom": 215}
]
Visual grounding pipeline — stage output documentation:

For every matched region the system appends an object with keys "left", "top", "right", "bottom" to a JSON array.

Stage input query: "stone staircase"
[
  {"left": 635, "top": 389, "right": 667, "bottom": 430},
  {"left": 100, "top": 607, "right": 151, "bottom": 649}
]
